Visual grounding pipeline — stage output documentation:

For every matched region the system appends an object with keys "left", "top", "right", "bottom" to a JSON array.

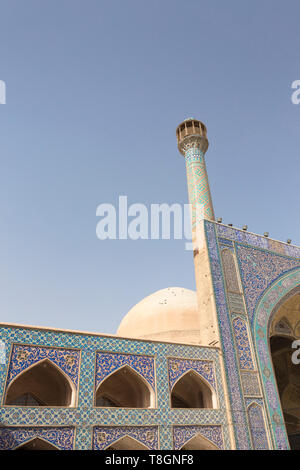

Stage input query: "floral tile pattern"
[
  {"left": 93, "top": 426, "right": 158, "bottom": 450},
  {"left": 95, "top": 352, "right": 155, "bottom": 391},
  {"left": 0, "top": 426, "right": 75, "bottom": 450}
]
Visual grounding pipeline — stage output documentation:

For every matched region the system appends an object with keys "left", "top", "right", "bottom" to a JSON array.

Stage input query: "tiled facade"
[
  {"left": 0, "top": 322, "right": 229, "bottom": 450},
  {"left": 209, "top": 221, "right": 300, "bottom": 450},
  {"left": 0, "top": 221, "right": 300, "bottom": 450}
]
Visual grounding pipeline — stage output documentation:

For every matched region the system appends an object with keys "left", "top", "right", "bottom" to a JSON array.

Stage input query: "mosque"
[{"left": 0, "top": 118, "right": 300, "bottom": 450}]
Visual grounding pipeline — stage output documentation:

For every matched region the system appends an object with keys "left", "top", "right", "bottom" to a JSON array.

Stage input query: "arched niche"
[
  {"left": 181, "top": 433, "right": 219, "bottom": 450},
  {"left": 5, "top": 358, "right": 76, "bottom": 407},
  {"left": 106, "top": 435, "right": 149, "bottom": 450},
  {"left": 15, "top": 437, "right": 59, "bottom": 450},
  {"left": 95, "top": 365, "right": 155, "bottom": 408},
  {"left": 269, "top": 293, "right": 300, "bottom": 449},
  {"left": 247, "top": 402, "right": 269, "bottom": 449},
  {"left": 221, "top": 248, "right": 241, "bottom": 294},
  {"left": 171, "top": 370, "right": 217, "bottom": 409},
  {"left": 253, "top": 268, "right": 300, "bottom": 450}
]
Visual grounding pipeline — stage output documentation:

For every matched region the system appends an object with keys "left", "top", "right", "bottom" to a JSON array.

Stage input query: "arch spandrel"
[
  {"left": 173, "top": 425, "right": 224, "bottom": 450},
  {"left": 105, "top": 435, "right": 149, "bottom": 450},
  {"left": 14, "top": 436, "right": 59, "bottom": 450},
  {"left": 235, "top": 244, "right": 300, "bottom": 324},
  {"left": 93, "top": 426, "right": 159, "bottom": 450},
  {"left": 180, "top": 432, "right": 219, "bottom": 450},
  {"left": 4, "top": 357, "right": 76, "bottom": 407}
]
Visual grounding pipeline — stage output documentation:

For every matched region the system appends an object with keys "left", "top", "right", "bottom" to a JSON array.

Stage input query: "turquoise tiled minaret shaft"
[{"left": 176, "top": 118, "right": 215, "bottom": 226}]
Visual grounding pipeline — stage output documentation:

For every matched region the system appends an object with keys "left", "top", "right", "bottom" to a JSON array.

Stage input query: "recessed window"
[
  {"left": 95, "top": 365, "right": 155, "bottom": 408},
  {"left": 171, "top": 370, "right": 215, "bottom": 409},
  {"left": 5, "top": 359, "right": 76, "bottom": 407}
]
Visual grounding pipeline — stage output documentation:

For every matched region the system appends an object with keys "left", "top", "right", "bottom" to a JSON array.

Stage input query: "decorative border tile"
[
  {"left": 95, "top": 352, "right": 155, "bottom": 391},
  {"left": 216, "top": 225, "right": 300, "bottom": 259},
  {"left": 247, "top": 402, "right": 269, "bottom": 450},
  {"left": 5, "top": 344, "right": 80, "bottom": 390},
  {"left": 205, "top": 220, "right": 251, "bottom": 449},
  {"left": 168, "top": 358, "right": 216, "bottom": 391},
  {"left": 0, "top": 323, "right": 231, "bottom": 450},
  {"left": 235, "top": 244, "right": 300, "bottom": 324},
  {"left": 173, "top": 425, "right": 224, "bottom": 449},
  {"left": 232, "top": 317, "right": 254, "bottom": 370},
  {"left": 241, "top": 371, "right": 261, "bottom": 397},
  {"left": 0, "top": 426, "right": 75, "bottom": 450},
  {"left": 253, "top": 269, "right": 300, "bottom": 449},
  {"left": 93, "top": 426, "right": 158, "bottom": 450}
]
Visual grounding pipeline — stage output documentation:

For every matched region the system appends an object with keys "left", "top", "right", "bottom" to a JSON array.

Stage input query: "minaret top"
[{"left": 176, "top": 118, "right": 209, "bottom": 155}]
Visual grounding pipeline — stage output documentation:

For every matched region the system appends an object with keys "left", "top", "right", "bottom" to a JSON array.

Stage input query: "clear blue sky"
[{"left": 0, "top": 1, "right": 299, "bottom": 334}]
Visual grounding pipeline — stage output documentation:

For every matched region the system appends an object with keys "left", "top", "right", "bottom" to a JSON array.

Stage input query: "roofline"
[
  {"left": 0, "top": 321, "right": 220, "bottom": 349},
  {"left": 212, "top": 220, "right": 299, "bottom": 250}
]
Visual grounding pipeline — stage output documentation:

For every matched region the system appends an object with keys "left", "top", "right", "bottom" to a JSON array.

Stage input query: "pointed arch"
[
  {"left": 180, "top": 432, "right": 219, "bottom": 450},
  {"left": 247, "top": 402, "right": 269, "bottom": 450},
  {"left": 95, "top": 364, "right": 155, "bottom": 408},
  {"left": 272, "top": 316, "right": 293, "bottom": 336},
  {"left": 171, "top": 369, "right": 217, "bottom": 409},
  {"left": 253, "top": 268, "right": 300, "bottom": 449},
  {"left": 269, "top": 306, "right": 300, "bottom": 448},
  {"left": 5, "top": 358, "right": 76, "bottom": 407},
  {"left": 14, "top": 437, "right": 59, "bottom": 450},
  {"left": 221, "top": 248, "right": 241, "bottom": 293},
  {"left": 105, "top": 435, "right": 149, "bottom": 450}
]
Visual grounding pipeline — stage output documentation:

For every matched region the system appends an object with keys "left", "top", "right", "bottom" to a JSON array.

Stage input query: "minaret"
[
  {"left": 177, "top": 120, "right": 236, "bottom": 449},
  {"left": 176, "top": 118, "right": 218, "bottom": 346},
  {"left": 176, "top": 118, "right": 214, "bottom": 228}
]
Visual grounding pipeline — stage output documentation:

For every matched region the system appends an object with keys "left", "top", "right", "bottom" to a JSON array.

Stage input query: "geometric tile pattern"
[
  {"left": 5, "top": 344, "right": 80, "bottom": 389},
  {"left": 228, "top": 293, "right": 246, "bottom": 315},
  {"left": 221, "top": 248, "right": 241, "bottom": 293},
  {"left": 235, "top": 244, "right": 300, "bottom": 325},
  {"left": 95, "top": 352, "right": 155, "bottom": 391},
  {"left": 247, "top": 403, "right": 269, "bottom": 450},
  {"left": 184, "top": 146, "right": 214, "bottom": 226},
  {"left": 3, "top": 221, "right": 298, "bottom": 450},
  {"left": 93, "top": 426, "right": 158, "bottom": 450},
  {"left": 0, "top": 426, "right": 75, "bottom": 450},
  {"left": 216, "top": 224, "right": 300, "bottom": 259},
  {"left": 206, "top": 221, "right": 251, "bottom": 449},
  {"left": 253, "top": 270, "right": 300, "bottom": 449},
  {"left": 232, "top": 317, "right": 254, "bottom": 370},
  {"left": 215, "top": 222, "right": 300, "bottom": 450},
  {"left": 168, "top": 358, "right": 216, "bottom": 391},
  {"left": 0, "top": 322, "right": 231, "bottom": 450},
  {"left": 173, "top": 425, "right": 224, "bottom": 449},
  {"left": 0, "top": 341, "right": 5, "bottom": 365},
  {"left": 241, "top": 372, "right": 261, "bottom": 397}
]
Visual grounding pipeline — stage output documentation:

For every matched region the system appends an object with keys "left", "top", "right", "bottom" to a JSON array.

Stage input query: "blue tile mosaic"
[
  {"left": 168, "top": 357, "right": 216, "bottom": 391},
  {"left": 173, "top": 425, "right": 224, "bottom": 450},
  {"left": 0, "top": 426, "right": 75, "bottom": 450},
  {"left": 95, "top": 352, "right": 155, "bottom": 391},
  {"left": 0, "top": 323, "right": 230, "bottom": 450},
  {"left": 93, "top": 426, "right": 158, "bottom": 450}
]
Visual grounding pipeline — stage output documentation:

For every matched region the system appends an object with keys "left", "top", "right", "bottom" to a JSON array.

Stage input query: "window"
[
  {"left": 5, "top": 359, "right": 76, "bottom": 407},
  {"left": 171, "top": 370, "right": 215, "bottom": 409},
  {"left": 95, "top": 365, "right": 154, "bottom": 408}
]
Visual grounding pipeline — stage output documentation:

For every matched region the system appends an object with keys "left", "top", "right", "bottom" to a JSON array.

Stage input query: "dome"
[{"left": 116, "top": 287, "right": 201, "bottom": 345}]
